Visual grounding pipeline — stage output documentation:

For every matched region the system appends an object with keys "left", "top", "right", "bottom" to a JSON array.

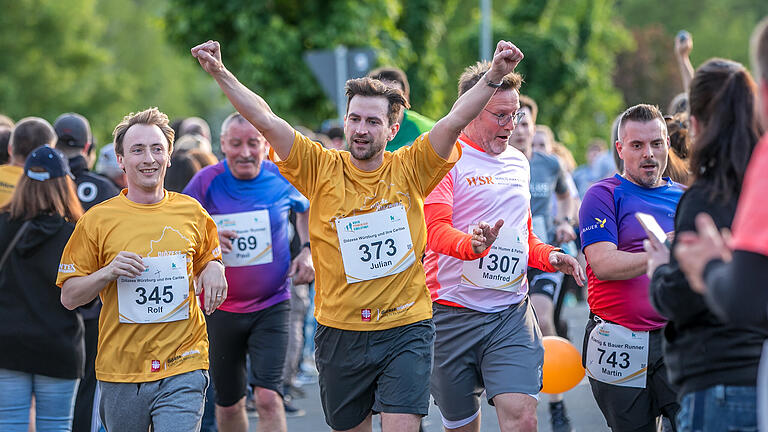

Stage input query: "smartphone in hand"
[{"left": 635, "top": 212, "right": 670, "bottom": 248}]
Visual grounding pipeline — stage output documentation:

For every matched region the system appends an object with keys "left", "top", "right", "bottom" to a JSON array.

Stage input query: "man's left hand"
[
  {"left": 555, "top": 221, "right": 576, "bottom": 244},
  {"left": 198, "top": 260, "right": 228, "bottom": 315},
  {"left": 289, "top": 247, "right": 315, "bottom": 285},
  {"left": 487, "top": 40, "right": 524, "bottom": 82},
  {"left": 548, "top": 251, "right": 586, "bottom": 287}
]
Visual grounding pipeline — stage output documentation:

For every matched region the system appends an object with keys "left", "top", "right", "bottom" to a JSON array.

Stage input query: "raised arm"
[
  {"left": 191, "top": 41, "right": 296, "bottom": 160},
  {"left": 674, "top": 31, "right": 694, "bottom": 92},
  {"left": 429, "top": 40, "right": 524, "bottom": 159}
]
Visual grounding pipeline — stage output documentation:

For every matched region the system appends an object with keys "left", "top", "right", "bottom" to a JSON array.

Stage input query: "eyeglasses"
[{"left": 484, "top": 109, "right": 525, "bottom": 127}]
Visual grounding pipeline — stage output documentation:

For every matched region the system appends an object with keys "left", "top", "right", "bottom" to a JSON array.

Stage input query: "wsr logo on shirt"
[{"left": 465, "top": 176, "right": 495, "bottom": 186}]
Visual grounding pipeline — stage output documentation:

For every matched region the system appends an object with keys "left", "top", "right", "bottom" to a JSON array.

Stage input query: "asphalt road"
[{"left": 249, "top": 300, "right": 610, "bottom": 431}]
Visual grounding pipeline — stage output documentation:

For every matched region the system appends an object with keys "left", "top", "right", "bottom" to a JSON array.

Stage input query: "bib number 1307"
[{"left": 476, "top": 253, "right": 519, "bottom": 273}]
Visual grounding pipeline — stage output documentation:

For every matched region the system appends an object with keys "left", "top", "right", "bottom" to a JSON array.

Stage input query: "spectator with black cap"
[
  {"left": 0, "top": 117, "right": 55, "bottom": 206},
  {"left": 54, "top": 113, "right": 120, "bottom": 212},
  {"left": 53, "top": 112, "right": 119, "bottom": 432}
]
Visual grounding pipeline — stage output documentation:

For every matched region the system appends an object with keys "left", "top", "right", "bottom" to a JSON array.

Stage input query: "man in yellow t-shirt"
[
  {"left": 57, "top": 107, "right": 227, "bottom": 432},
  {"left": 0, "top": 117, "right": 57, "bottom": 205},
  {"left": 193, "top": 39, "right": 523, "bottom": 432}
]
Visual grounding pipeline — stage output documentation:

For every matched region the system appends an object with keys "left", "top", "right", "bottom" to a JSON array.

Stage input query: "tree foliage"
[
  {"left": 0, "top": 0, "right": 224, "bottom": 145},
  {"left": 167, "top": 0, "right": 632, "bottom": 162},
  {"left": 614, "top": 0, "right": 768, "bottom": 111}
]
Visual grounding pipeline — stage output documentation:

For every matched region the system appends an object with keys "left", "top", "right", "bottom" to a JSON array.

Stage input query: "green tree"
[
  {"left": 167, "top": 0, "right": 414, "bottom": 127},
  {"left": 435, "top": 0, "right": 632, "bottom": 161},
  {"left": 167, "top": 0, "right": 632, "bottom": 162},
  {"left": 0, "top": 0, "right": 224, "bottom": 146},
  {"left": 614, "top": 0, "right": 768, "bottom": 110}
]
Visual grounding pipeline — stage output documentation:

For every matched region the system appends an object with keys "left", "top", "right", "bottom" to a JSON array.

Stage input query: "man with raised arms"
[
  {"left": 192, "top": 39, "right": 522, "bottom": 432},
  {"left": 424, "top": 61, "right": 584, "bottom": 432},
  {"left": 58, "top": 107, "right": 227, "bottom": 432}
]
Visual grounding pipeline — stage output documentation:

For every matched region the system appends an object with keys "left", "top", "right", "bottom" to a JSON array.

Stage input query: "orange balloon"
[{"left": 541, "top": 336, "right": 585, "bottom": 394}]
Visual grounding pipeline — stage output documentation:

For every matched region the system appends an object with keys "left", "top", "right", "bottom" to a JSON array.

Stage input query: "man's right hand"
[
  {"left": 103, "top": 251, "right": 146, "bottom": 281},
  {"left": 471, "top": 219, "right": 504, "bottom": 254},
  {"left": 191, "top": 40, "right": 225, "bottom": 76},
  {"left": 486, "top": 40, "right": 524, "bottom": 83},
  {"left": 217, "top": 229, "right": 238, "bottom": 254}
]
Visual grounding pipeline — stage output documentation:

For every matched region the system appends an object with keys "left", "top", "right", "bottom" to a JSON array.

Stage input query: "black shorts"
[
  {"left": 582, "top": 315, "right": 679, "bottom": 431},
  {"left": 206, "top": 300, "right": 290, "bottom": 406},
  {"left": 314, "top": 319, "right": 434, "bottom": 431}
]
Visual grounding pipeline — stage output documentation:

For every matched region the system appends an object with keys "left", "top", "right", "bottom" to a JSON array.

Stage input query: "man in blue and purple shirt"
[
  {"left": 184, "top": 112, "right": 311, "bottom": 432},
  {"left": 579, "top": 104, "right": 683, "bottom": 432}
]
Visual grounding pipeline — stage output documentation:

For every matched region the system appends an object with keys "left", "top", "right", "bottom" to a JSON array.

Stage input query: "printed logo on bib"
[
  {"left": 151, "top": 360, "right": 161, "bottom": 372},
  {"left": 461, "top": 223, "right": 528, "bottom": 293},
  {"left": 214, "top": 210, "right": 273, "bottom": 267},
  {"left": 585, "top": 319, "right": 649, "bottom": 388},
  {"left": 117, "top": 254, "right": 190, "bottom": 324},
  {"left": 335, "top": 205, "right": 416, "bottom": 283}
]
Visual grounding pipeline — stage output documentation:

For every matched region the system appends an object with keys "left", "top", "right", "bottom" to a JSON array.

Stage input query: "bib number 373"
[
  {"left": 585, "top": 320, "right": 649, "bottom": 388},
  {"left": 117, "top": 254, "right": 190, "bottom": 324},
  {"left": 336, "top": 205, "right": 416, "bottom": 283}
]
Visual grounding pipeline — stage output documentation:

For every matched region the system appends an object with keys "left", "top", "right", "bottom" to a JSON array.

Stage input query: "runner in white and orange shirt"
[{"left": 424, "top": 62, "right": 585, "bottom": 432}]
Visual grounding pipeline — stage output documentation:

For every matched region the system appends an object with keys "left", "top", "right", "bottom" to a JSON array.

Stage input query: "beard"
[
  {"left": 625, "top": 164, "right": 663, "bottom": 188},
  {"left": 348, "top": 135, "right": 385, "bottom": 161}
]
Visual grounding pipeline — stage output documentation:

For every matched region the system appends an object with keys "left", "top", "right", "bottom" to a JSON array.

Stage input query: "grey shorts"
[
  {"left": 99, "top": 369, "right": 209, "bottom": 432},
  {"left": 430, "top": 297, "right": 544, "bottom": 422},
  {"left": 582, "top": 316, "right": 679, "bottom": 431},
  {"left": 314, "top": 319, "right": 435, "bottom": 431}
]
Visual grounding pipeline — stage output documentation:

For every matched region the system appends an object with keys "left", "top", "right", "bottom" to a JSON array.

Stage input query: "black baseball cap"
[
  {"left": 25, "top": 146, "right": 74, "bottom": 181},
  {"left": 54, "top": 113, "right": 91, "bottom": 148}
]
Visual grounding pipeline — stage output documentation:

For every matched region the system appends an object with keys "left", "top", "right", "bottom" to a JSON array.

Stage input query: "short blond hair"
[{"left": 113, "top": 107, "right": 175, "bottom": 155}]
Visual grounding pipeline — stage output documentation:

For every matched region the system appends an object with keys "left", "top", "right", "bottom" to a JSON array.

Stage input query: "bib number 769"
[{"left": 135, "top": 285, "right": 174, "bottom": 305}]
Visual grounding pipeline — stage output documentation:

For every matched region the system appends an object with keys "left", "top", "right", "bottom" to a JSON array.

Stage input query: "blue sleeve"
[
  {"left": 579, "top": 183, "right": 618, "bottom": 249},
  {"left": 182, "top": 172, "right": 205, "bottom": 205},
  {"left": 287, "top": 184, "right": 309, "bottom": 213}
]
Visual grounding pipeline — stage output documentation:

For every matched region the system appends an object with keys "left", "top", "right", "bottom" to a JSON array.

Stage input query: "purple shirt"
[
  {"left": 579, "top": 174, "right": 683, "bottom": 331},
  {"left": 184, "top": 161, "right": 309, "bottom": 313}
]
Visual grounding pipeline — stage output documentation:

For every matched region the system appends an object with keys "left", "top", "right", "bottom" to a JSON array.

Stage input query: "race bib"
[
  {"left": 336, "top": 205, "right": 416, "bottom": 283},
  {"left": 461, "top": 224, "right": 527, "bottom": 293},
  {"left": 585, "top": 318, "right": 649, "bottom": 388},
  {"left": 213, "top": 210, "right": 273, "bottom": 267},
  {"left": 532, "top": 215, "right": 549, "bottom": 244},
  {"left": 117, "top": 254, "right": 190, "bottom": 324}
]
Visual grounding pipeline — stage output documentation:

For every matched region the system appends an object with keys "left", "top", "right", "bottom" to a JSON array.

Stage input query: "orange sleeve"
[
  {"left": 527, "top": 209, "right": 557, "bottom": 272},
  {"left": 425, "top": 203, "right": 491, "bottom": 261}
]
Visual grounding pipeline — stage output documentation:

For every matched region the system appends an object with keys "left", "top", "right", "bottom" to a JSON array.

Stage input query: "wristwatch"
[
  {"left": 485, "top": 74, "right": 503, "bottom": 88},
  {"left": 301, "top": 242, "right": 311, "bottom": 251}
]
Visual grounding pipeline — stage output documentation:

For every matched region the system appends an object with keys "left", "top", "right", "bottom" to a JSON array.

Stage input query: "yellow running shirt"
[
  {"left": 0, "top": 164, "right": 23, "bottom": 206},
  {"left": 57, "top": 190, "right": 222, "bottom": 382},
  {"left": 271, "top": 131, "right": 460, "bottom": 331}
]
